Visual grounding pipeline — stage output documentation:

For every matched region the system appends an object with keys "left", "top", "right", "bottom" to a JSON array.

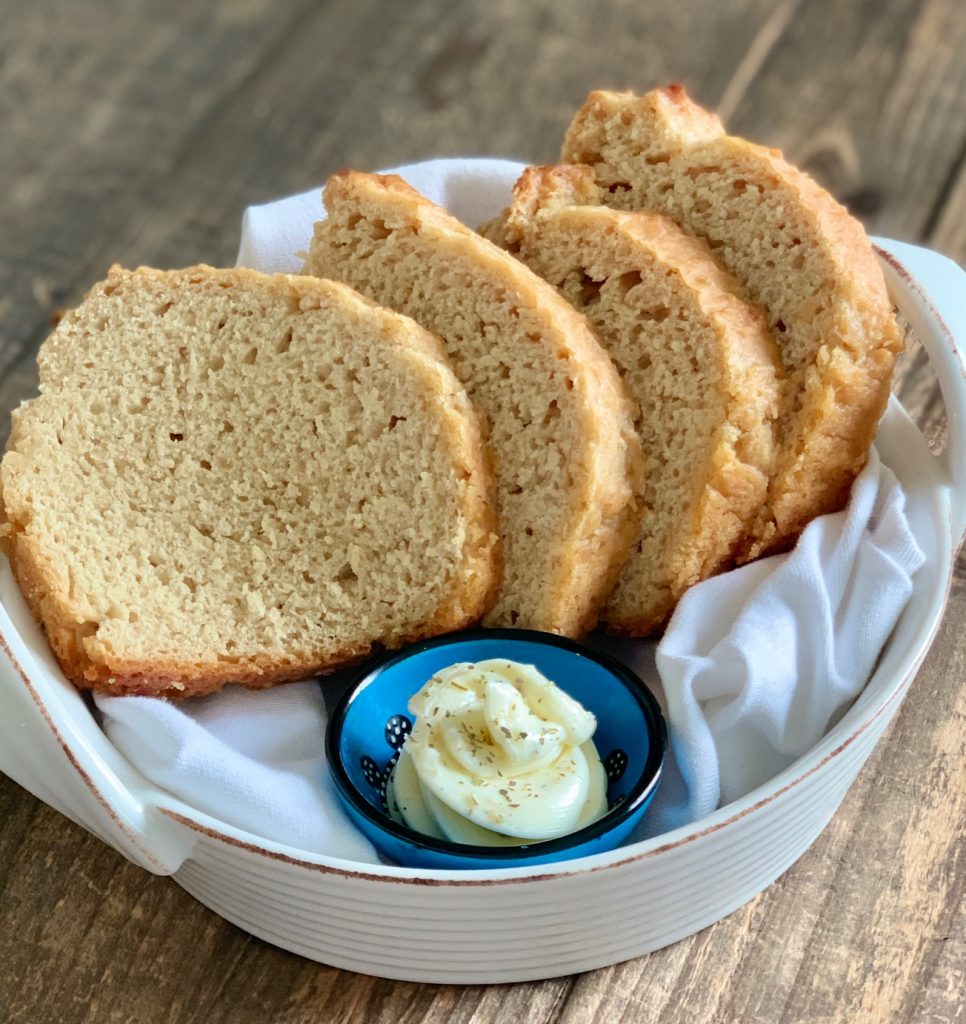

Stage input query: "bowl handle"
[
  {"left": 0, "top": 586, "right": 198, "bottom": 875},
  {"left": 874, "top": 239, "right": 966, "bottom": 552}
]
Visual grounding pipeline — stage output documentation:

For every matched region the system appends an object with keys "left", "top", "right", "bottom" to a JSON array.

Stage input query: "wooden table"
[{"left": 1, "top": 2, "right": 963, "bottom": 1021}]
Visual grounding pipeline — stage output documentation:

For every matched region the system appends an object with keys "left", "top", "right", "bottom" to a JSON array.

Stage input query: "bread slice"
[
  {"left": 483, "top": 164, "right": 782, "bottom": 633},
  {"left": 562, "top": 85, "right": 903, "bottom": 556},
  {"left": 0, "top": 265, "right": 500, "bottom": 698},
  {"left": 303, "top": 172, "right": 642, "bottom": 637}
]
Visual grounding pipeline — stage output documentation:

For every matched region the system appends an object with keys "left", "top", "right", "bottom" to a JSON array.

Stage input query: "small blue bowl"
[{"left": 326, "top": 629, "right": 667, "bottom": 870}]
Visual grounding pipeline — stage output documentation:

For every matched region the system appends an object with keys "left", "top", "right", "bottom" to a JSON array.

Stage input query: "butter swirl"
[{"left": 387, "top": 659, "right": 608, "bottom": 845}]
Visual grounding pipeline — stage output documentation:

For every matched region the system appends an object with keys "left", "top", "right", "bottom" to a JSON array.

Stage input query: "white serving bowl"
[{"left": 0, "top": 239, "right": 963, "bottom": 984}]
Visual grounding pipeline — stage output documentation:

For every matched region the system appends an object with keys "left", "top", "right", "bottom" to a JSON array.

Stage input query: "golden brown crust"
[
  {"left": 562, "top": 86, "right": 902, "bottom": 558},
  {"left": 308, "top": 172, "right": 644, "bottom": 638},
  {"left": 2, "top": 265, "right": 501, "bottom": 698},
  {"left": 728, "top": 143, "right": 900, "bottom": 555},
  {"left": 490, "top": 163, "right": 782, "bottom": 635}
]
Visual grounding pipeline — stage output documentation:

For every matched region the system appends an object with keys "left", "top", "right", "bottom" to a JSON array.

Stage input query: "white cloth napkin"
[
  {"left": 97, "top": 679, "right": 379, "bottom": 861},
  {"left": 610, "top": 444, "right": 925, "bottom": 838},
  {"left": 95, "top": 158, "right": 924, "bottom": 861}
]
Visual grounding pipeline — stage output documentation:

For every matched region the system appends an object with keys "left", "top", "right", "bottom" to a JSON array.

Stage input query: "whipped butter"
[{"left": 386, "top": 659, "right": 608, "bottom": 845}]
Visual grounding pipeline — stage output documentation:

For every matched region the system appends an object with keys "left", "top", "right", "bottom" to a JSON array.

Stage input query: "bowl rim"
[{"left": 325, "top": 628, "right": 668, "bottom": 862}]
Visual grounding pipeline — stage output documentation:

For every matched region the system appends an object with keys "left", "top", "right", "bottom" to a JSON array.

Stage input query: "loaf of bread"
[
  {"left": 562, "top": 85, "right": 903, "bottom": 557},
  {"left": 0, "top": 266, "right": 500, "bottom": 697},
  {"left": 483, "top": 164, "right": 782, "bottom": 633},
  {"left": 303, "top": 172, "right": 642, "bottom": 637}
]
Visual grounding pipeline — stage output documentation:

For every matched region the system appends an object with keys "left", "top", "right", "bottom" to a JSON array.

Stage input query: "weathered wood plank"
[
  {"left": 930, "top": 158, "right": 966, "bottom": 262},
  {"left": 726, "top": 0, "right": 966, "bottom": 243},
  {"left": 905, "top": 894, "right": 966, "bottom": 1024}
]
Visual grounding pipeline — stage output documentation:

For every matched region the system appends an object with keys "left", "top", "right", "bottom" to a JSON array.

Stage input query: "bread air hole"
[
  {"left": 639, "top": 305, "right": 671, "bottom": 324},
  {"left": 335, "top": 563, "right": 359, "bottom": 585},
  {"left": 277, "top": 328, "right": 294, "bottom": 354},
  {"left": 685, "top": 165, "right": 720, "bottom": 179},
  {"left": 616, "top": 270, "right": 643, "bottom": 300},
  {"left": 577, "top": 271, "right": 604, "bottom": 307}
]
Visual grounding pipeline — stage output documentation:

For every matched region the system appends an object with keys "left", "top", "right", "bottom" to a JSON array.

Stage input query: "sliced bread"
[
  {"left": 0, "top": 265, "right": 500, "bottom": 697},
  {"left": 562, "top": 85, "right": 903, "bottom": 556},
  {"left": 303, "top": 172, "right": 642, "bottom": 637},
  {"left": 484, "top": 164, "right": 783, "bottom": 633}
]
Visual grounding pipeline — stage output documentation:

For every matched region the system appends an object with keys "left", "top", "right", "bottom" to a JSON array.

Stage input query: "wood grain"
[{"left": 0, "top": 1, "right": 964, "bottom": 1021}]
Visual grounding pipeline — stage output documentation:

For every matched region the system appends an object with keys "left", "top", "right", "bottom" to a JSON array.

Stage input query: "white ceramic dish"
[{"left": 0, "top": 239, "right": 963, "bottom": 984}]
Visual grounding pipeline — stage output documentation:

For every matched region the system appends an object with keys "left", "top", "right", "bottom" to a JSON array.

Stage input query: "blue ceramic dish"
[{"left": 326, "top": 629, "right": 667, "bottom": 870}]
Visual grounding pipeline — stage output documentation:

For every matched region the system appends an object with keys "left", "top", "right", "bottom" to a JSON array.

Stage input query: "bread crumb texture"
[
  {"left": 562, "top": 86, "right": 902, "bottom": 555},
  {"left": 304, "top": 172, "right": 642, "bottom": 637},
  {"left": 0, "top": 266, "right": 500, "bottom": 697},
  {"left": 489, "top": 164, "right": 783, "bottom": 634}
]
